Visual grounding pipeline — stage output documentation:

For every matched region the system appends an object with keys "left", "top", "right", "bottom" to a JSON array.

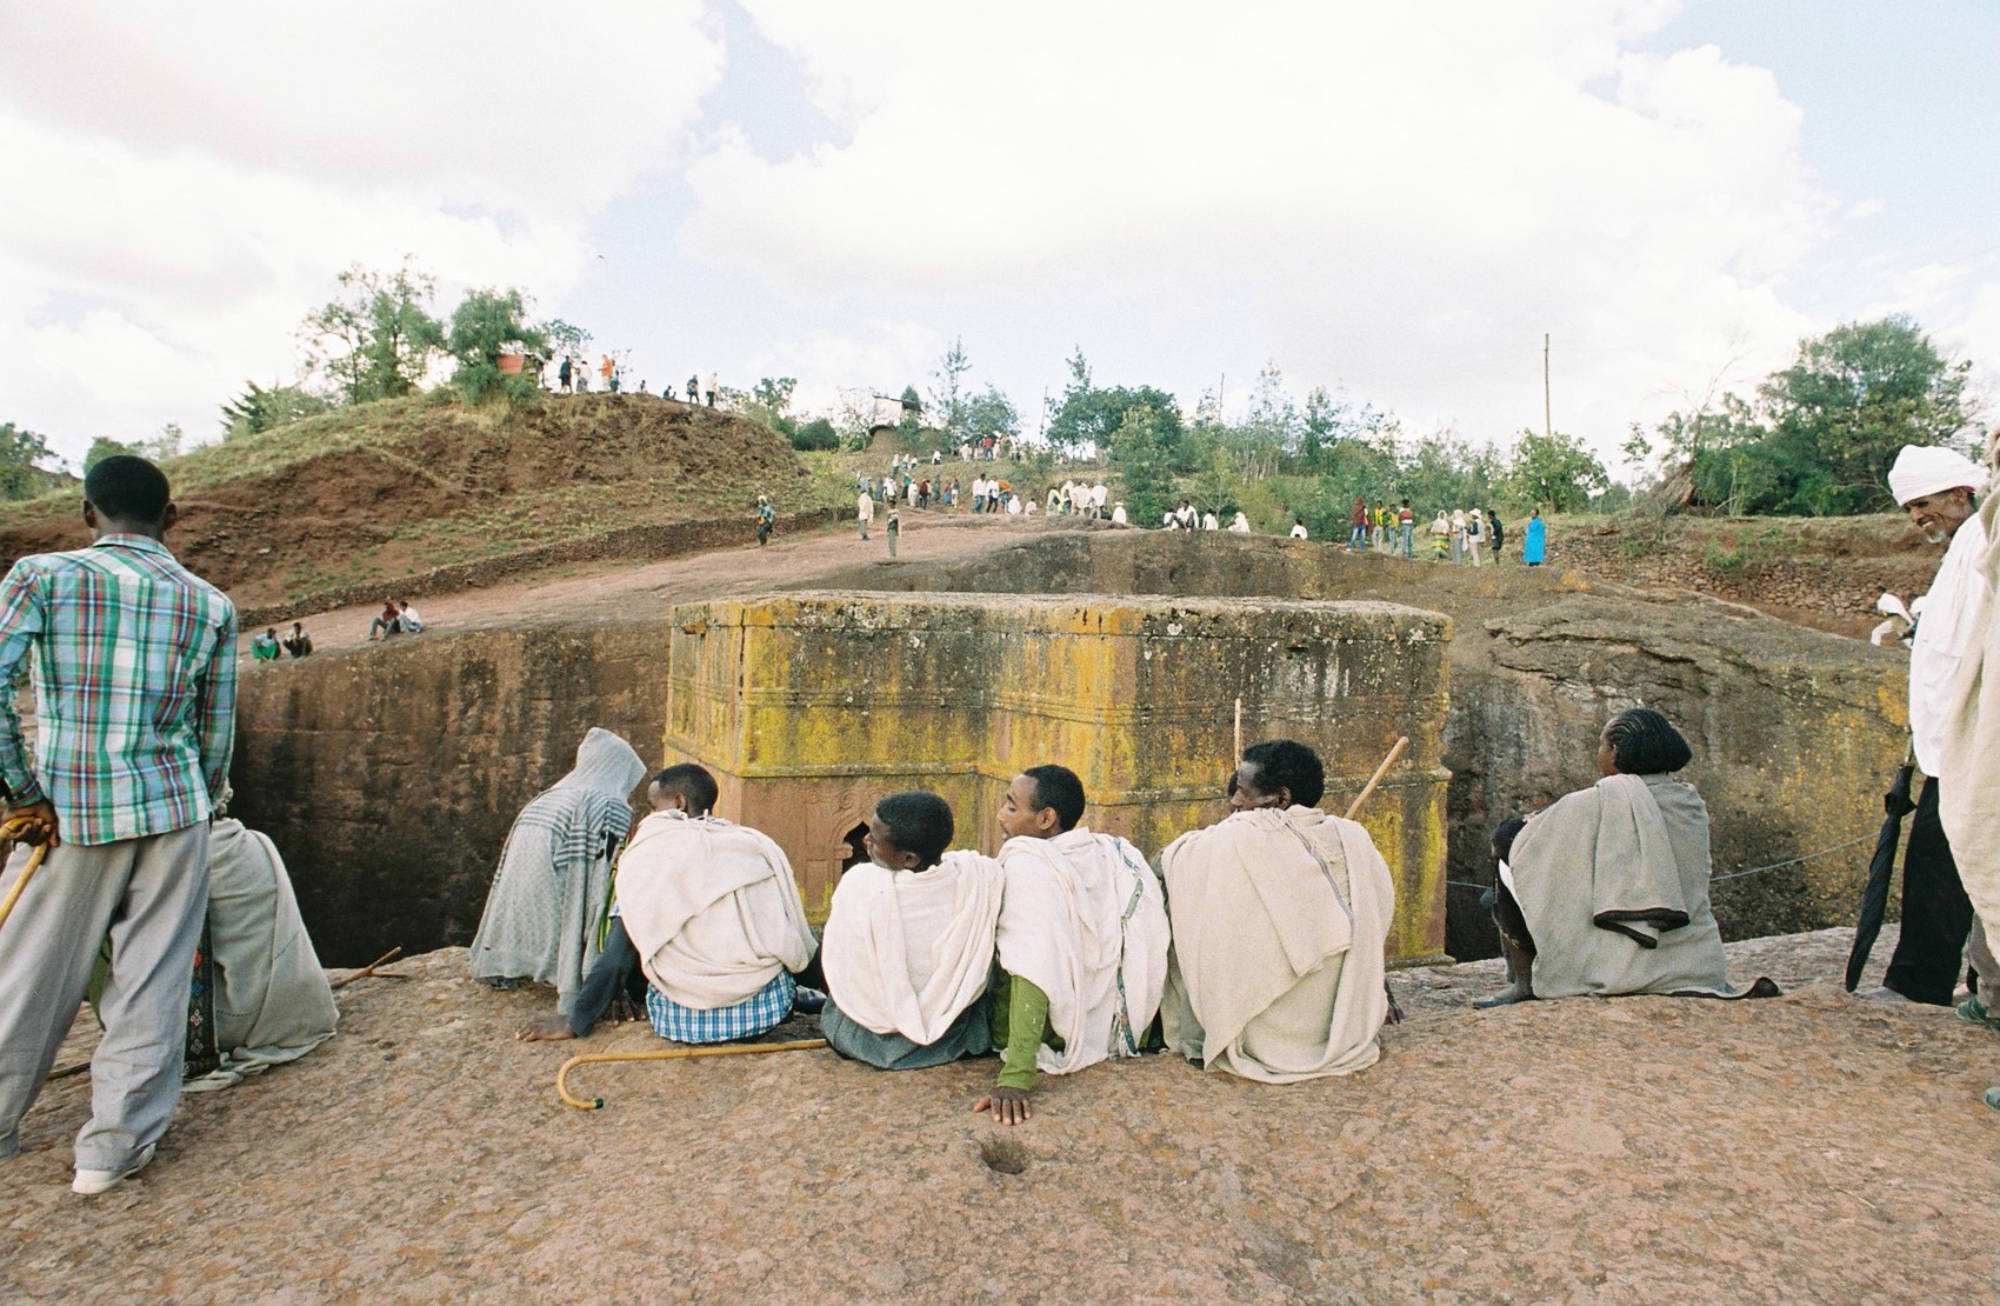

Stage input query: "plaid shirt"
[
  {"left": 647, "top": 971, "right": 795, "bottom": 1044},
  {"left": 0, "top": 534, "right": 237, "bottom": 845}
]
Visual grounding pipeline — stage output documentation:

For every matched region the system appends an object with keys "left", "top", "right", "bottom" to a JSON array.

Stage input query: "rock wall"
[
  {"left": 802, "top": 531, "right": 1911, "bottom": 958},
  {"left": 661, "top": 591, "right": 1451, "bottom": 962}
]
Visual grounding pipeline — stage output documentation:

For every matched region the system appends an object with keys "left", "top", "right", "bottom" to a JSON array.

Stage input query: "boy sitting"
[
  {"left": 976, "top": 765, "right": 1170, "bottom": 1125},
  {"left": 820, "top": 791, "right": 1002, "bottom": 1068}
]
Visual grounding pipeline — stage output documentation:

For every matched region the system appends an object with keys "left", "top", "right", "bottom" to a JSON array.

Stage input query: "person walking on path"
[
  {"left": 1398, "top": 501, "right": 1415, "bottom": 558},
  {"left": 0, "top": 455, "right": 238, "bottom": 1196},
  {"left": 857, "top": 488, "right": 875, "bottom": 541},
  {"left": 755, "top": 496, "right": 776, "bottom": 547},
  {"left": 1488, "top": 508, "right": 1506, "bottom": 563},
  {"left": 704, "top": 371, "right": 718, "bottom": 408},
  {"left": 886, "top": 507, "right": 901, "bottom": 558}
]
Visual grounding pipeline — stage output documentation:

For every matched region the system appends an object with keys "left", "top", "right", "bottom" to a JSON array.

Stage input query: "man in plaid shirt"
[{"left": 0, "top": 456, "right": 237, "bottom": 1196}]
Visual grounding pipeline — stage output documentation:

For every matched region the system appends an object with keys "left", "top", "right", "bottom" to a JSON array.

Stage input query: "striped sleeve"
[{"left": 0, "top": 562, "right": 47, "bottom": 805}]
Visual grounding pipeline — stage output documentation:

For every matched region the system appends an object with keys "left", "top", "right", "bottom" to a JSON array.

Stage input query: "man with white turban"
[
  {"left": 1872, "top": 445, "right": 1993, "bottom": 1011},
  {"left": 470, "top": 728, "right": 648, "bottom": 1017}
]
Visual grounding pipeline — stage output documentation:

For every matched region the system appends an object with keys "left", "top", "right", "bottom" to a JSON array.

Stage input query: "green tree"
[
  {"left": 963, "top": 384, "right": 1019, "bottom": 444},
  {"left": 219, "top": 381, "right": 330, "bottom": 440},
  {"left": 790, "top": 416, "right": 840, "bottom": 451},
  {"left": 735, "top": 377, "right": 799, "bottom": 436},
  {"left": 448, "top": 288, "right": 549, "bottom": 402},
  {"left": 1046, "top": 350, "right": 1189, "bottom": 467},
  {"left": 1507, "top": 430, "right": 1610, "bottom": 512},
  {"left": 896, "top": 385, "right": 924, "bottom": 442},
  {"left": 83, "top": 436, "right": 138, "bottom": 473},
  {"left": 300, "top": 260, "right": 446, "bottom": 404},
  {"left": 1109, "top": 404, "right": 1179, "bottom": 527},
  {"left": 0, "top": 422, "right": 58, "bottom": 500},
  {"left": 927, "top": 337, "right": 972, "bottom": 439},
  {"left": 1753, "top": 315, "right": 1977, "bottom": 514},
  {"left": 540, "top": 318, "right": 593, "bottom": 365}
]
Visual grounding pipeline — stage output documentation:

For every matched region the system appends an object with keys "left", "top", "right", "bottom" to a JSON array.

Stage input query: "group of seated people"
[
  {"left": 249, "top": 622, "right": 313, "bottom": 661},
  {"left": 469, "top": 708, "right": 1769, "bottom": 1122}
]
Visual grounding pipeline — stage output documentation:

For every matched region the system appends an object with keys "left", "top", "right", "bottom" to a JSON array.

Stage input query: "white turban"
[{"left": 1888, "top": 444, "right": 1987, "bottom": 506}]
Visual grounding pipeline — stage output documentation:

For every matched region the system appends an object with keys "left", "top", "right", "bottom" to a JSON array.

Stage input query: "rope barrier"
[{"left": 1443, "top": 828, "right": 1878, "bottom": 894}]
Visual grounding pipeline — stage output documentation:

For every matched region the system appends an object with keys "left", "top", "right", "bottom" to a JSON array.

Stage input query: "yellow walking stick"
[
  {"left": 1344, "top": 736, "right": 1409, "bottom": 820},
  {"left": 0, "top": 815, "right": 54, "bottom": 935},
  {"left": 557, "top": 1038, "right": 828, "bottom": 1111}
]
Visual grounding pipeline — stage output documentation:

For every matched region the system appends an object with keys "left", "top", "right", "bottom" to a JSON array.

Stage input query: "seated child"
[
  {"left": 820, "top": 791, "right": 1003, "bottom": 1069},
  {"left": 977, "top": 765, "right": 1170, "bottom": 1125}
]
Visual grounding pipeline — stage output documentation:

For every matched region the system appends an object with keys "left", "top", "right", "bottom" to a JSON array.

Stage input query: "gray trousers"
[{"left": 0, "top": 822, "right": 210, "bottom": 1170}]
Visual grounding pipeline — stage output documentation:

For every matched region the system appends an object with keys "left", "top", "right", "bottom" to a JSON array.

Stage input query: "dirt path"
[
  {"left": 258, "top": 513, "right": 1070, "bottom": 654},
  {"left": 4, "top": 926, "right": 1992, "bottom": 1306}
]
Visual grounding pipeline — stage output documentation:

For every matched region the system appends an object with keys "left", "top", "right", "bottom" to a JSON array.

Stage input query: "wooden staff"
[
  {"left": 1343, "top": 736, "right": 1409, "bottom": 820},
  {"left": 330, "top": 946, "right": 405, "bottom": 990},
  {"left": 0, "top": 818, "right": 54, "bottom": 936},
  {"left": 558, "top": 1038, "right": 829, "bottom": 1110},
  {"left": 1233, "top": 697, "right": 1243, "bottom": 761}
]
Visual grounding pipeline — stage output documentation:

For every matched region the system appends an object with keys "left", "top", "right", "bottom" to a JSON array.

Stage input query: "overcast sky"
[{"left": 2, "top": 1, "right": 1994, "bottom": 471}]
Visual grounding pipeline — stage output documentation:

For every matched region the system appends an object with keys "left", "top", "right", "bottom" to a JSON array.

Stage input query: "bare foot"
[
  {"left": 516, "top": 1016, "right": 576, "bottom": 1042},
  {"left": 1474, "top": 985, "right": 1535, "bottom": 1009}
]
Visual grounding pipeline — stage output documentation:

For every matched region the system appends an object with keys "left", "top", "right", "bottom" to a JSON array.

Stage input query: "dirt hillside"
[{"left": 0, "top": 393, "right": 842, "bottom": 609}]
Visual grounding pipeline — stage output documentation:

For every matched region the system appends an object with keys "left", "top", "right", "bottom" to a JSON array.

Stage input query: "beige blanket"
[
  {"left": 995, "top": 827, "right": 1170, "bottom": 1073},
  {"left": 615, "top": 811, "right": 816, "bottom": 1010},
  {"left": 1938, "top": 484, "right": 1998, "bottom": 959},
  {"left": 1510, "top": 774, "right": 1739, "bottom": 998},
  {"left": 1158, "top": 806, "right": 1393, "bottom": 1083},
  {"left": 821, "top": 851, "right": 1003, "bottom": 1044}
]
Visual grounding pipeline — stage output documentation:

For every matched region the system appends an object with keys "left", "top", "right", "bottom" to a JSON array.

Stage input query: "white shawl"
[
  {"left": 995, "top": 827, "right": 1171, "bottom": 1074},
  {"left": 1158, "top": 807, "right": 1393, "bottom": 1082},
  {"left": 1937, "top": 484, "right": 1999, "bottom": 958},
  {"left": 615, "top": 811, "right": 817, "bottom": 1010},
  {"left": 821, "top": 851, "right": 1003, "bottom": 1044}
]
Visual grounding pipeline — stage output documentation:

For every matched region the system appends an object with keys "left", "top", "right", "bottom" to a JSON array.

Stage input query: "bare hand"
[
  {"left": 5, "top": 799, "right": 59, "bottom": 849},
  {"left": 972, "top": 1086, "right": 1033, "bottom": 1126}
]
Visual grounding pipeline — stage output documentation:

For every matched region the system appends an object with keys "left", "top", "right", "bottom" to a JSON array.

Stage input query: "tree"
[
  {"left": 300, "top": 260, "right": 446, "bottom": 404},
  {"left": 0, "top": 422, "right": 58, "bottom": 500},
  {"left": 927, "top": 337, "right": 972, "bottom": 439},
  {"left": 540, "top": 318, "right": 593, "bottom": 364},
  {"left": 1753, "top": 315, "right": 1977, "bottom": 514},
  {"left": 790, "top": 417, "right": 840, "bottom": 452},
  {"left": 1110, "top": 404, "right": 1179, "bottom": 526},
  {"left": 896, "top": 386, "right": 924, "bottom": 442},
  {"left": 963, "top": 384, "right": 1019, "bottom": 444},
  {"left": 448, "top": 288, "right": 549, "bottom": 402},
  {"left": 219, "top": 381, "right": 330, "bottom": 440},
  {"left": 1507, "top": 430, "right": 1610, "bottom": 512},
  {"left": 1045, "top": 350, "right": 1189, "bottom": 467},
  {"left": 736, "top": 377, "right": 799, "bottom": 436},
  {"left": 83, "top": 436, "right": 138, "bottom": 474}
]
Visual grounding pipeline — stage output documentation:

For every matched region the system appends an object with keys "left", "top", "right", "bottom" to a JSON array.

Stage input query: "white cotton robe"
[
  {"left": 821, "top": 851, "right": 1003, "bottom": 1045},
  {"left": 995, "top": 827, "right": 1170, "bottom": 1073},
  {"left": 615, "top": 811, "right": 817, "bottom": 1009},
  {"left": 1935, "top": 491, "right": 2000, "bottom": 959},
  {"left": 1158, "top": 807, "right": 1394, "bottom": 1083}
]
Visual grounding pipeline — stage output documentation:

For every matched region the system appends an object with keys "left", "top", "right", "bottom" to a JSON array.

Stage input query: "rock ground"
[{"left": 5, "top": 924, "right": 1995, "bottom": 1306}]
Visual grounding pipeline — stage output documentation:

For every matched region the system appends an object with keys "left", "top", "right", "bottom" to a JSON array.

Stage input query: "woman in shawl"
[
  {"left": 469, "top": 728, "right": 648, "bottom": 1019},
  {"left": 1478, "top": 708, "right": 1773, "bottom": 1007}
]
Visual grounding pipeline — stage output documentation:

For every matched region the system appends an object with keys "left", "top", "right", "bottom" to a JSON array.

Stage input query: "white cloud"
[
  {"left": 679, "top": 1, "right": 1843, "bottom": 451},
  {"left": 0, "top": 2, "right": 722, "bottom": 460}
]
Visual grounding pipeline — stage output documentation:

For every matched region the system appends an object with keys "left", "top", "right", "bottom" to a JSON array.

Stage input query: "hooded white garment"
[
  {"left": 616, "top": 810, "right": 817, "bottom": 1009},
  {"left": 183, "top": 819, "right": 338, "bottom": 1092},
  {"left": 1937, "top": 481, "right": 2000, "bottom": 960},
  {"left": 1158, "top": 806, "right": 1393, "bottom": 1083},
  {"left": 995, "top": 827, "right": 1171, "bottom": 1074},
  {"left": 1229, "top": 513, "right": 1250, "bottom": 533},
  {"left": 821, "top": 851, "right": 1003, "bottom": 1044},
  {"left": 1908, "top": 508, "right": 1992, "bottom": 777},
  {"left": 469, "top": 728, "right": 648, "bottom": 1015}
]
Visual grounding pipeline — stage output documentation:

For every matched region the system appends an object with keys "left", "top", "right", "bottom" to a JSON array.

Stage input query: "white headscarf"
[
  {"left": 1889, "top": 444, "right": 1987, "bottom": 506},
  {"left": 549, "top": 727, "right": 647, "bottom": 802}
]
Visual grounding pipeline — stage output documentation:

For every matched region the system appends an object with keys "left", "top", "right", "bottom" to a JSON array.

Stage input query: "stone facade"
[{"left": 660, "top": 591, "right": 1451, "bottom": 964}]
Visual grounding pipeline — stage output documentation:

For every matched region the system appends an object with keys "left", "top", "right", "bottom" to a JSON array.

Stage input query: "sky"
[{"left": 1, "top": 1, "right": 1994, "bottom": 473}]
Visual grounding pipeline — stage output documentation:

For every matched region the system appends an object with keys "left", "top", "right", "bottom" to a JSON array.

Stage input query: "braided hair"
[{"left": 1602, "top": 707, "right": 1692, "bottom": 776}]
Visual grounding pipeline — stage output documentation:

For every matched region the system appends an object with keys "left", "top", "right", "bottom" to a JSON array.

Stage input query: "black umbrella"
[{"left": 1845, "top": 756, "right": 1918, "bottom": 992}]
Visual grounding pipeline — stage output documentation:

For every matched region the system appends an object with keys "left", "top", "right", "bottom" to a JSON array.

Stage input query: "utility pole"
[{"left": 1542, "top": 333, "right": 1552, "bottom": 438}]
